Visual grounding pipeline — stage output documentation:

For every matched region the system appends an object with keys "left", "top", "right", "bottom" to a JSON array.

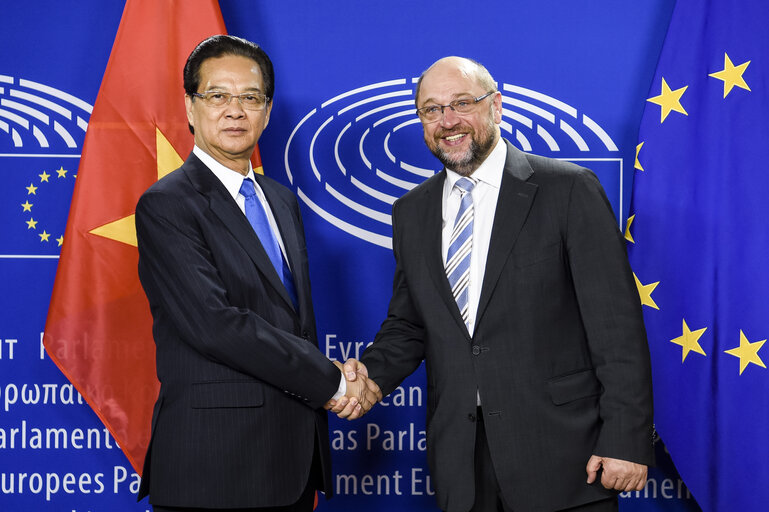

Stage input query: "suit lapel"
[
  {"left": 256, "top": 174, "right": 304, "bottom": 313},
  {"left": 475, "top": 141, "right": 538, "bottom": 329},
  {"left": 184, "top": 155, "right": 295, "bottom": 312}
]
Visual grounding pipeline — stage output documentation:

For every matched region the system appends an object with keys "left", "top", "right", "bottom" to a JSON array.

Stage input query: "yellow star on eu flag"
[
  {"left": 21, "top": 200, "right": 33, "bottom": 212},
  {"left": 26, "top": 218, "right": 38, "bottom": 229},
  {"left": 647, "top": 78, "right": 688, "bottom": 123},
  {"left": 56, "top": 166, "right": 68, "bottom": 178},
  {"left": 625, "top": 214, "right": 635, "bottom": 243},
  {"left": 56, "top": 236, "right": 64, "bottom": 247},
  {"left": 635, "top": 142, "right": 644, "bottom": 171},
  {"left": 709, "top": 53, "right": 750, "bottom": 98},
  {"left": 26, "top": 183, "right": 38, "bottom": 195},
  {"left": 633, "top": 273, "right": 659, "bottom": 310},
  {"left": 39, "top": 230, "right": 51, "bottom": 242},
  {"left": 39, "top": 171, "right": 51, "bottom": 182},
  {"left": 724, "top": 330, "right": 766, "bottom": 375},
  {"left": 671, "top": 319, "right": 707, "bottom": 362}
]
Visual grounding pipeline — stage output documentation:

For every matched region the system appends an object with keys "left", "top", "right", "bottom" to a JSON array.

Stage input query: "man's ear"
[{"left": 184, "top": 94, "right": 195, "bottom": 129}]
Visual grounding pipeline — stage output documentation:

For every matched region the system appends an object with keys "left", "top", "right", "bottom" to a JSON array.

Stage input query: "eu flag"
[{"left": 628, "top": 1, "right": 769, "bottom": 510}]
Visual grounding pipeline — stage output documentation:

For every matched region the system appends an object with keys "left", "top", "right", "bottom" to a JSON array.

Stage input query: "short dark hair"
[{"left": 183, "top": 35, "right": 274, "bottom": 134}]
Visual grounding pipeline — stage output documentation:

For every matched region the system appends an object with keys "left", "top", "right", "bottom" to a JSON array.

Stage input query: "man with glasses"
[
  {"left": 135, "top": 35, "right": 378, "bottom": 512},
  {"left": 337, "top": 56, "right": 654, "bottom": 511}
]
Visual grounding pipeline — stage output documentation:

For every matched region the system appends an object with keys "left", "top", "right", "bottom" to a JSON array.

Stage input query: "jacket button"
[
  {"left": 468, "top": 413, "right": 476, "bottom": 422},
  {"left": 302, "top": 330, "right": 310, "bottom": 339},
  {"left": 472, "top": 345, "right": 481, "bottom": 356}
]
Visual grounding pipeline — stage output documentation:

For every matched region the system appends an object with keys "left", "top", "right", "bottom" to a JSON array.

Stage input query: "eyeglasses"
[
  {"left": 191, "top": 91, "right": 271, "bottom": 111},
  {"left": 416, "top": 91, "right": 496, "bottom": 122}
]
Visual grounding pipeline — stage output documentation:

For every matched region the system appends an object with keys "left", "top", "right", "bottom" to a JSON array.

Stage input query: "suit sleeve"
[
  {"left": 135, "top": 187, "right": 339, "bottom": 409},
  {"left": 565, "top": 169, "right": 654, "bottom": 465},
  {"left": 361, "top": 200, "right": 427, "bottom": 397}
]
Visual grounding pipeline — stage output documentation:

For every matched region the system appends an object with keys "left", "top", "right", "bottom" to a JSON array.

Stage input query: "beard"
[{"left": 425, "top": 115, "right": 497, "bottom": 176}]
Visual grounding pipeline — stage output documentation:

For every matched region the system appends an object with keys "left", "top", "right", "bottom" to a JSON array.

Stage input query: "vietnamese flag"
[{"left": 43, "top": 0, "right": 240, "bottom": 473}]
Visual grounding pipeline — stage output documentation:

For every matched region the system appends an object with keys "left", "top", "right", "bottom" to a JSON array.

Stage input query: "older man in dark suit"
[
  {"left": 339, "top": 57, "right": 654, "bottom": 512},
  {"left": 135, "top": 35, "right": 376, "bottom": 512}
]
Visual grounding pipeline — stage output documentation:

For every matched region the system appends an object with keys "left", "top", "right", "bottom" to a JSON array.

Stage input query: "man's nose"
[
  {"left": 224, "top": 96, "right": 246, "bottom": 116},
  {"left": 439, "top": 105, "right": 460, "bottom": 127}
]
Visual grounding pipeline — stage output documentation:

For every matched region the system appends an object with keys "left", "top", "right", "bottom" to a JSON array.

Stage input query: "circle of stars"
[
  {"left": 629, "top": 51, "right": 763, "bottom": 376},
  {"left": 21, "top": 165, "right": 72, "bottom": 247}
]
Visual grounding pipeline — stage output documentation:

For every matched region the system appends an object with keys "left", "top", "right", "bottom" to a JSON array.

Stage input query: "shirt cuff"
[{"left": 331, "top": 373, "right": 347, "bottom": 401}]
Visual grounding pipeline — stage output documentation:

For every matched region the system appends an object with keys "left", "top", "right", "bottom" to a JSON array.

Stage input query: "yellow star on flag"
[
  {"left": 39, "top": 230, "right": 51, "bottom": 242},
  {"left": 89, "top": 127, "right": 183, "bottom": 247},
  {"left": 647, "top": 78, "right": 688, "bottom": 123},
  {"left": 21, "top": 200, "right": 33, "bottom": 212},
  {"left": 56, "top": 166, "right": 68, "bottom": 178},
  {"left": 633, "top": 273, "right": 659, "bottom": 310},
  {"left": 39, "top": 171, "right": 51, "bottom": 182},
  {"left": 26, "top": 218, "right": 38, "bottom": 229},
  {"left": 671, "top": 319, "right": 707, "bottom": 362},
  {"left": 56, "top": 236, "right": 64, "bottom": 247},
  {"left": 725, "top": 330, "right": 766, "bottom": 375},
  {"left": 625, "top": 214, "right": 635, "bottom": 243},
  {"left": 635, "top": 142, "right": 644, "bottom": 171},
  {"left": 26, "top": 183, "right": 38, "bottom": 195},
  {"left": 709, "top": 53, "right": 750, "bottom": 98}
]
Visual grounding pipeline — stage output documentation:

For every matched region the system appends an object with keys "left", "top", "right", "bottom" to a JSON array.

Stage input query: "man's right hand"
[{"left": 325, "top": 359, "right": 381, "bottom": 420}]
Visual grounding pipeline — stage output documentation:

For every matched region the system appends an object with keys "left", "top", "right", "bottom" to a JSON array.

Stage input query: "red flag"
[{"left": 44, "top": 0, "right": 230, "bottom": 473}]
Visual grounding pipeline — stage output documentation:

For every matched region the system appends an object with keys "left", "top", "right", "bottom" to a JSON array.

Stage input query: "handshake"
[{"left": 325, "top": 359, "right": 382, "bottom": 420}]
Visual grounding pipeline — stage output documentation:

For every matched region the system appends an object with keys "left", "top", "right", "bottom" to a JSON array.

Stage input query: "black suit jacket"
[
  {"left": 135, "top": 153, "right": 339, "bottom": 508},
  {"left": 362, "top": 140, "right": 654, "bottom": 512}
]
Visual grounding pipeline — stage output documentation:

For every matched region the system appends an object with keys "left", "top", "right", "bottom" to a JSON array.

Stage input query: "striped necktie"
[{"left": 445, "top": 177, "right": 477, "bottom": 329}]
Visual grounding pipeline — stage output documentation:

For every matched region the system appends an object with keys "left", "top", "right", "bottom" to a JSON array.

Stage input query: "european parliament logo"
[
  {"left": 0, "top": 75, "right": 91, "bottom": 256},
  {"left": 283, "top": 78, "right": 623, "bottom": 249}
]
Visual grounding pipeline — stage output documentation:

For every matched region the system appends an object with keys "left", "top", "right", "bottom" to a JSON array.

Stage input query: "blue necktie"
[
  {"left": 445, "top": 177, "right": 477, "bottom": 329},
  {"left": 239, "top": 178, "right": 298, "bottom": 310}
]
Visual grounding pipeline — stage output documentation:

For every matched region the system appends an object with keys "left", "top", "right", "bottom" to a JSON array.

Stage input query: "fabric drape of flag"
[
  {"left": 628, "top": 0, "right": 769, "bottom": 510},
  {"left": 44, "top": 0, "right": 230, "bottom": 473}
]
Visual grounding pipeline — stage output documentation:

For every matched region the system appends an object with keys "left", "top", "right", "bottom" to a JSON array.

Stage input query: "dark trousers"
[
  {"left": 151, "top": 480, "right": 314, "bottom": 512},
  {"left": 153, "top": 439, "right": 321, "bottom": 512},
  {"left": 468, "top": 408, "right": 618, "bottom": 512}
]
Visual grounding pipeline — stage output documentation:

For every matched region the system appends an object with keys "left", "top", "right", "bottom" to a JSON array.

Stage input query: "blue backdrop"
[{"left": 1, "top": 1, "right": 701, "bottom": 510}]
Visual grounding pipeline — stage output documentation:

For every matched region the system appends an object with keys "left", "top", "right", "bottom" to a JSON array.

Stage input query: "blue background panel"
[{"left": 0, "top": 2, "right": 701, "bottom": 511}]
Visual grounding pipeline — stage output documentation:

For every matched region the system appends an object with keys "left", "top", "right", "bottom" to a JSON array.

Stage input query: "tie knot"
[
  {"left": 455, "top": 177, "right": 477, "bottom": 194},
  {"left": 239, "top": 178, "right": 256, "bottom": 199}
]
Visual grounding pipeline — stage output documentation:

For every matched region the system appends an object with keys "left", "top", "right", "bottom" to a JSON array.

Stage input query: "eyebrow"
[
  {"left": 418, "top": 92, "right": 477, "bottom": 105},
  {"left": 204, "top": 85, "right": 264, "bottom": 93}
]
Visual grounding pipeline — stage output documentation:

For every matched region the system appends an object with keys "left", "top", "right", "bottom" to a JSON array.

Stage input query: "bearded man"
[{"left": 337, "top": 56, "right": 654, "bottom": 512}]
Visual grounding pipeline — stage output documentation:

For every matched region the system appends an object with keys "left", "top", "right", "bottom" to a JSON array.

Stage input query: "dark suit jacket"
[
  {"left": 135, "top": 153, "right": 339, "bottom": 508},
  {"left": 362, "top": 140, "right": 654, "bottom": 512}
]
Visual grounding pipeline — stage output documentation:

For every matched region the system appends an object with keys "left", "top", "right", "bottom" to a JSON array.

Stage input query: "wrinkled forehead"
[
  {"left": 199, "top": 54, "right": 264, "bottom": 90},
  {"left": 419, "top": 62, "right": 483, "bottom": 104}
]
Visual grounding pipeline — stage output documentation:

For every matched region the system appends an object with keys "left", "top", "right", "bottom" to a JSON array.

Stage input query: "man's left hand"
[{"left": 586, "top": 455, "right": 647, "bottom": 492}]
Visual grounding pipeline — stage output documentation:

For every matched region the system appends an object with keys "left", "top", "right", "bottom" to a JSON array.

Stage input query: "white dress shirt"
[{"left": 441, "top": 137, "right": 506, "bottom": 337}]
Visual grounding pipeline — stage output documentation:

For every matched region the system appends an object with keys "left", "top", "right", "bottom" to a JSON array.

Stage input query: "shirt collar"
[
  {"left": 193, "top": 145, "right": 257, "bottom": 201},
  {"left": 445, "top": 137, "right": 506, "bottom": 191}
]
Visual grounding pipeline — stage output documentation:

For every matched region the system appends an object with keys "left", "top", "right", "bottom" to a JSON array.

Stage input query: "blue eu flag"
[{"left": 628, "top": 1, "right": 769, "bottom": 510}]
